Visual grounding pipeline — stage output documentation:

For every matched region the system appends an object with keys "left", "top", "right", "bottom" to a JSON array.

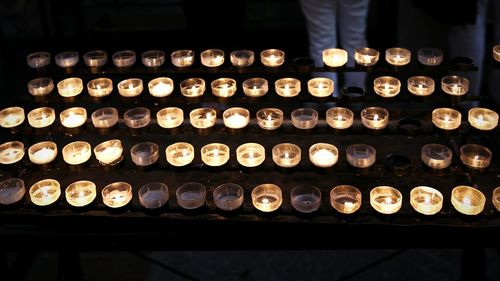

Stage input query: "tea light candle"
[
  {"left": 57, "top": 78, "right": 83, "bottom": 98},
  {"left": 307, "top": 77, "right": 334, "bottom": 97},
  {"left": 138, "top": 182, "right": 169, "bottom": 209},
  {"left": 361, "top": 107, "right": 389, "bottom": 130},
  {"left": 112, "top": 50, "right": 136, "bottom": 67},
  {"left": 29, "top": 179, "right": 61, "bottom": 206},
  {"left": 0, "top": 107, "right": 24, "bottom": 128},
  {"left": 251, "top": 183, "right": 282, "bottom": 212},
  {"left": 290, "top": 184, "right": 321, "bottom": 213},
  {"left": 200, "top": 49, "right": 224, "bottom": 67},
  {"left": 230, "top": 50, "right": 255, "bottom": 67},
  {"left": 166, "top": 142, "right": 194, "bottom": 167},
  {"left": 326, "top": 107, "right": 354, "bottom": 129},
  {"left": 441, "top": 76, "right": 469, "bottom": 96},
  {"left": 91, "top": 107, "right": 119, "bottom": 128},
  {"left": 468, "top": 108, "right": 499, "bottom": 130},
  {"left": 243, "top": 78, "right": 268, "bottom": 97},
  {"left": 322, "top": 48, "right": 348, "bottom": 67},
  {"left": 0, "top": 178, "right": 25, "bottom": 205},
  {"left": 124, "top": 107, "right": 151, "bottom": 129},
  {"left": 213, "top": 183, "right": 244, "bottom": 211},
  {"left": 26, "top": 51, "right": 51, "bottom": 68},
  {"left": 28, "top": 77, "right": 54, "bottom": 97},
  {"left": 330, "top": 185, "right": 362, "bottom": 214},
  {"left": 157, "top": 107, "right": 184, "bottom": 129},
  {"left": 211, "top": 78, "right": 237, "bottom": 98},
  {"left": 410, "top": 186, "right": 443, "bottom": 215},
  {"left": 189, "top": 108, "right": 216, "bottom": 129},
  {"left": 94, "top": 139, "right": 123, "bottom": 165},
  {"left": 65, "top": 180, "right": 96, "bottom": 207},
  {"left": 309, "top": 143, "right": 338, "bottom": 168},
  {"left": 87, "top": 78, "right": 113, "bottom": 98},
  {"left": 432, "top": 108, "right": 461, "bottom": 130},
  {"left": 370, "top": 186, "right": 402, "bottom": 214},
  {"left": 275, "top": 78, "right": 301, "bottom": 97},
  {"left": 451, "top": 185, "right": 485, "bottom": 215},
  {"left": 28, "top": 107, "right": 55, "bottom": 128},
  {"left": 494, "top": 45, "right": 500, "bottom": 62},
  {"left": 62, "top": 141, "right": 91, "bottom": 165},
  {"left": 291, "top": 108, "right": 318, "bottom": 129},
  {"left": 373, "top": 76, "right": 401, "bottom": 98},
  {"left": 272, "top": 143, "right": 301, "bottom": 168},
  {"left": 385, "top": 47, "right": 411, "bottom": 66},
  {"left": 354, "top": 47, "right": 379, "bottom": 66},
  {"left": 130, "top": 142, "right": 159, "bottom": 166},
  {"left": 201, "top": 143, "right": 230, "bottom": 167},
  {"left": 346, "top": 144, "right": 376, "bottom": 168},
  {"left": 223, "top": 107, "right": 250, "bottom": 129},
  {"left": 407, "top": 76, "right": 435, "bottom": 96},
  {"left": 417, "top": 48, "right": 443, "bottom": 66},
  {"left": 260, "top": 49, "right": 285, "bottom": 67},
  {"left": 180, "top": 78, "right": 206, "bottom": 97},
  {"left": 236, "top": 143, "right": 265, "bottom": 167},
  {"left": 141, "top": 50, "right": 165, "bottom": 67},
  {"left": 60, "top": 107, "right": 87, "bottom": 128},
  {"left": 28, "top": 141, "right": 57, "bottom": 165},
  {"left": 492, "top": 187, "right": 500, "bottom": 211},
  {"left": 256, "top": 108, "right": 284, "bottom": 130},
  {"left": 176, "top": 182, "right": 206, "bottom": 209},
  {"left": 55, "top": 51, "right": 79, "bottom": 68},
  {"left": 102, "top": 182, "right": 132, "bottom": 208},
  {"left": 460, "top": 144, "right": 492, "bottom": 169},
  {"left": 83, "top": 50, "right": 108, "bottom": 67},
  {"left": 421, "top": 143, "right": 452, "bottom": 169},
  {"left": 171, "top": 49, "right": 195, "bottom": 67},
  {"left": 148, "top": 77, "right": 174, "bottom": 97},
  {"left": 0, "top": 141, "right": 25, "bottom": 165},
  {"left": 118, "top": 78, "right": 143, "bottom": 97}
]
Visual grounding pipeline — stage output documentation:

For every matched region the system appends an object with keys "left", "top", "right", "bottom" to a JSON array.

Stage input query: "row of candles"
[
  {"left": 0, "top": 139, "right": 492, "bottom": 171},
  {"left": 0, "top": 176, "right": 497, "bottom": 217},
  {"left": 27, "top": 75, "right": 471, "bottom": 99},
  {"left": 0, "top": 105, "right": 498, "bottom": 132}
]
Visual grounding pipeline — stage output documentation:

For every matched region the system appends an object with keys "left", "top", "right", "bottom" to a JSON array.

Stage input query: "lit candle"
[
  {"left": 0, "top": 141, "right": 25, "bottom": 165},
  {"left": 87, "top": 78, "right": 113, "bottom": 98},
  {"left": 112, "top": 50, "right": 136, "bottom": 67},
  {"left": 410, "top": 186, "right": 443, "bottom": 215},
  {"left": 29, "top": 179, "right": 61, "bottom": 206},
  {"left": 243, "top": 78, "right": 268, "bottom": 97},
  {"left": 354, "top": 47, "right": 379, "bottom": 66},
  {"left": 309, "top": 143, "right": 338, "bottom": 168},
  {"left": 26, "top": 51, "right": 51, "bottom": 68},
  {"left": 55, "top": 51, "right": 79, "bottom": 68},
  {"left": 492, "top": 187, "right": 500, "bottom": 211},
  {"left": 370, "top": 186, "right": 402, "bottom": 214},
  {"left": 272, "top": 143, "right": 301, "bottom": 168},
  {"left": 468, "top": 108, "right": 498, "bottom": 130},
  {"left": 28, "top": 141, "right": 57, "bottom": 165},
  {"left": 0, "top": 178, "right": 25, "bottom": 205},
  {"left": 0, "top": 106, "right": 24, "bottom": 128},
  {"left": 307, "top": 77, "right": 334, "bottom": 97},
  {"left": 57, "top": 78, "right": 83, "bottom": 98},
  {"left": 94, "top": 139, "right": 123, "bottom": 165},
  {"left": 213, "top": 183, "right": 244, "bottom": 211},
  {"left": 201, "top": 143, "right": 230, "bottom": 167},
  {"left": 166, "top": 142, "right": 194, "bottom": 167},
  {"left": 171, "top": 49, "right": 194, "bottom": 67},
  {"left": 230, "top": 50, "right": 255, "bottom": 67},
  {"left": 322, "top": 48, "right": 348, "bottom": 67},
  {"left": 441, "top": 76, "right": 469, "bottom": 96},
  {"left": 346, "top": 144, "right": 376, "bottom": 168},
  {"left": 326, "top": 107, "right": 354, "bottom": 129},
  {"left": 256, "top": 108, "right": 284, "bottom": 130},
  {"left": 157, "top": 107, "right": 184, "bottom": 129},
  {"left": 62, "top": 141, "right": 91, "bottom": 165},
  {"left": 118, "top": 78, "right": 143, "bottom": 97},
  {"left": 91, "top": 107, "right": 119, "bottom": 129},
  {"left": 141, "top": 50, "right": 165, "bottom": 67},
  {"left": 83, "top": 50, "right": 108, "bottom": 67},
  {"left": 361, "top": 107, "right": 389, "bottom": 130},
  {"left": 200, "top": 49, "right": 224, "bottom": 67},
  {"left": 407, "top": 76, "right": 435, "bottom": 96},
  {"left": 373, "top": 76, "right": 400, "bottom": 97},
  {"left": 65, "top": 180, "right": 96, "bottom": 207},
  {"left": 138, "top": 182, "right": 169, "bottom": 209},
  {"left": 260, "top": 49, "right": 285, "bottom": 67},
  {"left": 28, "top": 107, "right": 55, "bottom": 128},
  {"left": 385, "top": 47, "right": 411, "bottom": 66},
  {"left": 494, "top": 45, "right": 500, "bottom": 62},
  {"left": 28, "top": 77, "right": 54, "bottom": 97},
  {"left": 421, "top": 143, "right": 452, "bottom": 169},
  {"left": 180, "top": 78, "right": 205, "bottom": 97},
  {"left": 432, "top": 108, "right": 461, "bottom": 130},
  {"left": 251, "top": 183, "right": 282, "bottom": 212},
  {"left": 189, "top": 108, "right": 216, "bottom": 129},
  {"left": 451, "top": 185, "right": 485, "bottom": 215},
  {"left": 236, "top": 143, "right": 265, "bottom": 167},
  {"left": 223, "top": 107, "right": 250, "bottom": 129},
  {"left": 330, "top": 185, "right": 362, "bottom": 214},
  {"left": 60, "top": 107, "right": 87, "bottom": 128},
  {"left": 211, "top": 78, "right": 237, "bottom": 98},
  {"left": 124, "top": 107, "right": 151, "bottom": 129},
  {"left": 102, "top": 182, "right": 132, "bottom": 208},
  {"left": 460, "top": 144, "right": 491, "bottom": 169},
  {"left": 148, "top": 77, "right": 174, "bottom": 97},
  {"left": 275, "top": 78, "right": 301, "bottom": 97},
  {"left": 291, "top": 108, "right": 318, "bottom": 129},
  {"left": 130, "top": 142, "right": 159, "bottom": 167}
]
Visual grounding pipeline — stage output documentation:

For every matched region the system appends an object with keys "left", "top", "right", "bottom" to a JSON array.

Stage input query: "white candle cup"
[
  {"left": 213, "top": 183, "right": 244, "bottom": 211},
  {"left": 29, "top": 179, "right": 61, "bottom": 206},
  {"left": 130, "top": 142, "right": 160, "bottom": 166},
  {"left": 166, "top": 142, "right": 195, "bottom": 167},
  {"left": 176, "top": 182, "right": 206, "bottom": 209},
  {"left": 451, "top": 185, "right": 485, "bottom": 215},
  {"left": 307, "top": 77, "right": 334, "bottom": 97},
  {"left": 494, "top": 45, "right": 500, "bottom": 62},
  {"left": 492, "top": 187, "right": 500, "bottom": 211},
  {"left": 60, "top": 107, "right": 87, "bottom": 129},
  {"left": 223, "top": 107, "right": 250, "bottom": 129},
  {"left": 201, "top": 143, "right": 230, "bottom": 167},
  {"left": 28, "top": 107, "right": 55, "bottom": 128},
  {"left": 373, "top": 76, "right": 401, "bottom": 98},
  {"left": 441, "top": 76, "right": 469, "bottom": 96},
  {"left": 290, "top": 184, "right": 321, "bottom": 213},
  {"left": 28, "top": 141, "right": 57, "bottom": 165},
  {"left": 260, "top": 49, "right": 285, "bottom": 67},
  {"left": 243, "top": 78, "right": 268, "bottom": 97},
  {"left": 407, "top": 76, "right": 435, "bottom": 96},
  {"left": 87, "top": 78, "right": 113, "bottom": 98},
  {"left": 211, "top": 78, "right": 237, "bottom": 98},
  {"left": 102, "top": 182, "right": 132, "bottom": 208},
  {"left": 180, "top": 78, "right": 206, "bottom": 98},
  {"left": 361, "top": 107, "right": 389, "bottom": 130},
  {"left": 124, "top": 107, "right": 151, "bottom": 129},
  {"left": 138, "top": 182, "right": 169, "bottom": 209},
  {"left": 171, "top": 49, "right": 195, "bottom": 67},
  {"left": 460, "top": 144, "right": 492, "bottom": 169},
  {"left": 0, "top": 178, "right": 25, "bottom": 205},
  {"left": 26, "top": 51, "right": 51, "bottom": 68},
  {"left": 322, "top": 48, "right": 348, "bottom": 67},
  {"left": 62, "top": 141, "right": 91, "bottom": 166},
  {"left": 83, "top": 50, "right": 108, "bottom": 67},
  {"left": 28, "top": 77, "right": 54, "bottom": 97},
  {"left": 148, "top": 77, "right": 174, "bottom": 98},
  {"left": 417, "top": 48, "right": 443, "bottom": 66},
  {"left": 112, "top": 50, "right": 136, "bottom": 67},
  {"left": 256, "top": 108, "right": 284, "bottom": 130},
  {"left": 251, "top": 183, "right": 282, "bottom": 212},
  {"left": 468, "top": 108, "right": 499, "bottom": 131},
  {"left": 157, "top": 107, "right": 184, "bottom": 129},
  {"left": 57, "top": 78, "right": 83, "bottom": 98},
  {"left": 291, "top": 108, "right": 318, "bottom": 129},
  {"left": 200, "top": 49, "right": 224, "bottom": 67},
  {"left": 117, "top": 78, "right": 143, "bottom": 97},
  {"left": 330, "top": 185, "right": 362, "bottom": 214},
  {"left": 432, "top": 108, "right": 461, "bottom": 130},
  {"left": 272, "top": 143, "right": 301, "bottom": 168},
  {"left": 385, "top": 47, "right": 411, "bottom": 66},
  {"left": 410, "top": 186, "right": 443, "bottom": 215},
  {"left": 91, "top": 107, "right": 119, "bottom": 129},
  {"left": 421, "top": 143, "right": 452, "bottom": 169},
  {"left": 370, "top": 186, "right": 402, "bottom": 214},
  {"left": 236, "top": 143, "right": 265, "bottom": 167},
  {"left": 346, "top": 144, "right": 376, "bottom": 168},
  {"left": 354, "top": 47, "right": 379, "bottom": 66},
  {"left": 55, "top": 51, "right": 79, "bottom": 68},
  {"left": 189, "top": 108, "right": 216, "bottom": 129},
  {"left": 275, "top": 78, "right": 301, "bottom": 97},
  {"left": 94, "top": 139, "right": 123, "bottom": 165},
  {"left": 326, "top": 107, "right": 354, "bottom": 130},
  {"left": 0, "top": 141, "right": 25, "bottom": 165},
  {"left": 230, "top": 50, "right": 255, "bottom": 67},
  {"left": 141, "top": 50, "right": 165, "bottom": 67},
  {"left": 309, "top": 143, "right": 339, "bottom": 168},
  {"left": 65, "top": 180, "right": 97, "bottom": 207},
  {"left": 0, "top": 106, "right": 25, "bottom": 128}
]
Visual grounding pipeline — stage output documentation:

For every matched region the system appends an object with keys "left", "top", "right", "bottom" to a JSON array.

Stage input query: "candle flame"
[
  {"left": 373, "top": 114, "right": 379, "bottom": 121},
  {"left": 337, "top": 114, "right": 342, "bottom": 121},
  {"left": 284, "top": 152, "right": 290, "bottom": 159},
  {"left": 463, "top": 196, "right": 471, "bottom": 206},
  {"left": 444, "top": 115, "right": 450, "bottom": 122},
  {"left": 384, "top": 197, "right": 393, "bottom": 204},
  {"left": 213, "top": 148, "right": 219, "bottom": 157}
]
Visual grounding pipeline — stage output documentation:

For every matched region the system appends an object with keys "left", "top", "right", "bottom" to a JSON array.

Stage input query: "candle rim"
[
  {"left": 29, "top": 178, "right": 61, "bottom": 206},
  {"left": 0, "top": 140, "right": 25, "bottom": 164},
  {"left": 0, "top": 106, "right": 25, "bottom": 128},
  {"left": 62, "top": 141, "right": 92, "bottom": 165},
  {"left": 28, "top": 107, "right": 56, "bottom": 128},
  {"left": 65, "top": 180, "right": 97, "bottom": 207}
]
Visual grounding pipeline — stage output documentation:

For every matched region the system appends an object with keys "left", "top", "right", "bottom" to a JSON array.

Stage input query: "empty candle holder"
[
  {"left": 94, "top": 139, "right": 123, "bottom": 165},
  {"left": 201, "top": 143, "right": 230, "bottom": 167},
  {"left": 370, "top": 186, "right": 402, "bottom": 214},
  {"left": 251, "top": 183, "right": 282, "bottom": 212},
  {"left": 243, "top": 78, "right": 268, "bottom": 97},
  {"left": 166, "top": 142, "right": 194, "bottom": 167},
  {"left": 29, "top": 179, "right": 61, "bottom": 206},
  {"left": 124, "top": 107, "right": 151, "bottom": 129},
  {"left": 451, "top": 185, "right": 485, "bottom": 215},
  {"left": 326, "top": 107, "right": 354, "bottom": 130},
  {"left": 373, "top": 76, "right": 400, "bottom": 98},
  {"left": 118, "top": 78, "right": 143, "bottom": 97},
  {"left": 307, "top": 77, "right": 334, "bottom": 97},
  {"left": 223, "top": 107, "right": 250, "bottom": 129},
  {"left": 385, "top": 154, "right": 411, "bottom": 175},
  {"left": 290, "top": 184, "right": 321, "bottom": 213},
  {"left": 330, "top": 185, "right": 362, "bottom": 214},
  {"left": 256, "top": 108, "right": 284, "bottom": 130},
  {"left": 57, "top": 78, "right": 83, "bottom": 98},
  {"left": 26, "top": 51, "right": 51, "bottom": 68},
  {"left": 275, "top": 78, "right": 301, "bottom": 97},
  {"left": 83, "top": 50, "right": 108, "bottom": 67},
  {"left": 230, "top": 50, "right": 255, "bottom": 67},
  {"left": 102, "top": 182, "right": 132, "bottom": 208},
  {"left": 385, "top": 47, "right": 411, "bottom": 66},
  {"left": 410, "top": 186, "right": 443, "bottom": 215},
  {"left": 322, "top": 48, "right": 348, "bottom": 67},
  {"left": 346, "top": 144, "right": 376, "bottom": 168},
  {"left": 441, "top": 76, "right": 469, "bottom": 96},
  {"left": 176, "top": 182, "right": 206, "bottom": 210},
  {"left": 28, "top": 141, "right": 57, "bottom": 165},
  {"left": 87, "top": 78, "right": 113, "bottom": 98},
  {"left": 341, "top": 86, "right": 366, "bottom": 100},
  {"left": 460, "top": 144, "right": 492, "bottom": 169},
  {"left": 190, "top": 108, "right": 216, "bottom": 129},
  {"left": 421, "top": 143, "right": 452, "bottom": 169},
  {"left": 432, "top": 108, "right": 461, "bottom": 130},
  {"left": 417, "top": 48, "right": 443, "bottom": 66},
  {"left": 272, "top": 143, "right": 301, "bottom": 168},
  {"left": 62, "top": 141, "right": 91, "bottom": 166},
  {"left": 291, "top": 108, "right": 318, "bottom": 129},
  {"left": 201, "top": 49, "right": 224, "bottom": 67},
  {"left": 493, "top": 187, "right": 500, "bottom": 211},
  {"left": 309, "top": 143, "right": 339, "bottom": 168},
  {"left": 28, "top": 77, "right": 54, "bottom": 97},
  {"left": 407, "top": 76, "right": 435, "bottom": 96},
  {"left": 361, "top": 107, "right": 389, "bottom": 130},
  {"left": 141, "top": 50, "right": 165, "bottom": 67},
  {"left": 28, "top": 107, "right": 55, "bottom": 128},
  {"left": 60, "top": 107, "right": 87, "bottom": 129},
  {"left": 213, "top": 183, "right": 244, "bottom": 211},
  {"left": 91, "top": 107, "right": 119, "bottom": 129},
  {"left": 180, "top": 78, "right": 206, "bottom": 97},
  {"left": 65, "top": 180, "right": 96, "bottom": 207},
  {"left": 171, "top": 49, "right": 194, "bottom": 67},
  {"left": 0, "top": 141, "right": 24, "bottom": 165},
  {"left": 0, "top": 106, "right": 24, "bottom": 129},
  {"left": 112, "top": 50, "right": 136, "bottom": 67},
  {"left": 468, "top": 108, "right": 498, "bottom": 131},
  {"left": 139, "top": 182, "right": 169, "bottom": 209},
  {"left": 157, "top": 107, "right": 184, "bottom": 129},
  {"left": 131, "top": 142, "right": 159, "bottom": 167},
  {"left": 236, "top": 143, "right": 265, "bottom": 167},
  {"left": 148, "top": 77, "right": 174, "bottom": 98},
  {"left": 211, "top": 78, "right": 237, "bottom": 98},
  {"left": 260, "top": 49, "right": 285, "bottom": 67},
  {"left": 0, "top": 178, "right": 25, "bottom": 205},
  {"left": 55, "top": 51, "right": 79, "bottom": 68},
  {"left": 354, "top": 47, "right": 379, "bottom": 66}
]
